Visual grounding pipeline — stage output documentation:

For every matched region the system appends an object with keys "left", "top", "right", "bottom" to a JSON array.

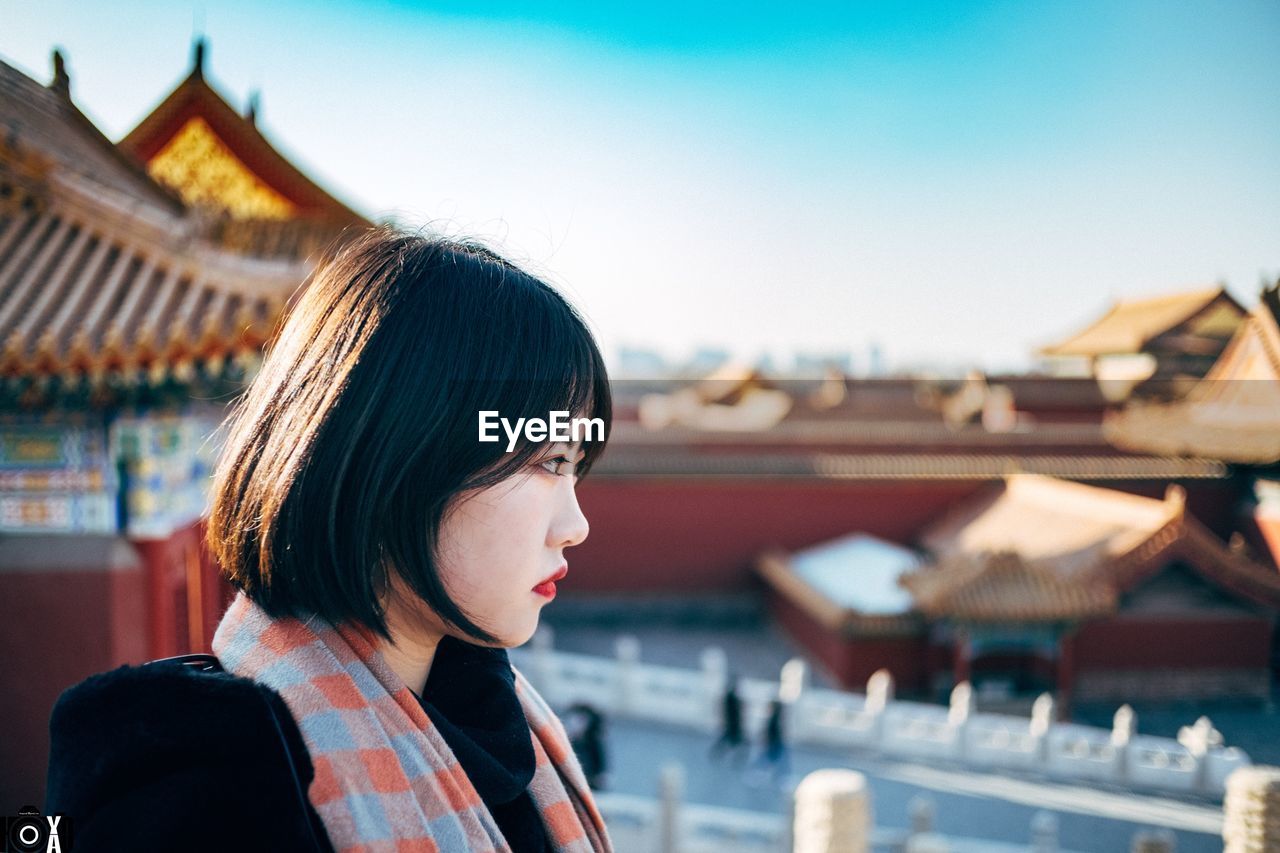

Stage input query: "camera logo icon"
[{"left": 3, "top": 806, "right": 72, "bottom": 852}]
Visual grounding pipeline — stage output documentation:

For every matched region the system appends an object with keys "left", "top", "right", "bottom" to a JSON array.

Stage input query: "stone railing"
[
  {"left": 511, "top": 628, "right": 1251, "bottom": 798},
  {"left": 593, "top": 763, "right": 1116, "bottom": 853},
  {"left": 593, "top": 762, "right": 1277, "bottom": 852}
]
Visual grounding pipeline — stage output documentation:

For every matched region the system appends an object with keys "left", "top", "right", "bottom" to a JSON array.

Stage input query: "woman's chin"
[{"left": 507, "top": 614, "right": 543, "bottom": 648}]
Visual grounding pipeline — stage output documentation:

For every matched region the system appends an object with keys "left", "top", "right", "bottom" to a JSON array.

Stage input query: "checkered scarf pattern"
[{"left": 212, "top": 592, "right": 613, "bottom": 853}]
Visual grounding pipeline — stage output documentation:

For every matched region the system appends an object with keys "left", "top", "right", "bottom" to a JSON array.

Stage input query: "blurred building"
[
  {"left": 0, "top": 43, "right": 364, "bottom": 805},
  {"left": 573, "top": 347, "right": 1276, "bottom": 708},
  {"left": 1038, "top": 286, "right": 1247, "bottom": 399},
  {"left": 578, "top": 368, "right": 1237, "bottom": 587},
  {"left": 1104, "top": 279, "right": 1280, "bottom": 571},
  {"left": 756, "top": 475, "right": 1280, "bottom": 706}
]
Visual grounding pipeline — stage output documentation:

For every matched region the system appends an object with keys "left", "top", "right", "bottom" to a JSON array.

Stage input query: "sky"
[{"left": 3, "top": 0, "right": 1278, "bottom": 375}]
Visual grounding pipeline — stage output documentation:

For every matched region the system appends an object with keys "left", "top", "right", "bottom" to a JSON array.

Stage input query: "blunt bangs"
[{"left": 206, "top": 228, "right": 612, "bottom": 644}]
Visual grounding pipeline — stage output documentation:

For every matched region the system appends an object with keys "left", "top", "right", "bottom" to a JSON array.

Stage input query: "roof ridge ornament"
[
  {"left": 191, "top": 37, "right": 207, "bottom": 80},
  {"left": 50, "top": 48, "right": 70, "bottom": 98}
]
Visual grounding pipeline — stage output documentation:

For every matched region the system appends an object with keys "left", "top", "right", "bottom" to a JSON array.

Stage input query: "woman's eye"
[{"left": 539, "top": 456, "right": 575, "bottom": 477}]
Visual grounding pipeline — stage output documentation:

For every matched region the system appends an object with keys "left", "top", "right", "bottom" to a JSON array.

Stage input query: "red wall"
[
  {"left": 0, "top": 519, "right": 231, "bottom": 809},
  {"left": 764, "top": 585, "right": 930, "bottom": 692},
  {"left": 0, "top": 563, "right": 147, "bottom": 810},
  {"left": 132, "top": 519, "right": 229, "bottom": 659},
  {"left": 572, "top": 480, "right": 984, "bottom": 592},
  {"left": 1070, "top": 615, "right": 1273, "bottom": 670},
  {"left": 571, "top": 478, "right": 1243, "bottom": 593}
]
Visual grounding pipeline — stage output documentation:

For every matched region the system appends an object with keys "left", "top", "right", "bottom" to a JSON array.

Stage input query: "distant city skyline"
[{"left": 4, "top": 0, "right": 1277, "bottom": 375}]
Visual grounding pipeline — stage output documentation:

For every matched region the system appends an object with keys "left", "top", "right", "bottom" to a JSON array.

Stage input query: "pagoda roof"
[
  {"left": 0, "top": 193, "right": 291, "bottom": 395},
  {"left": 1102, "top": 283, "right": 1280, "bottom": 463},
  {"left": 1039, "top": 286, "right": 1246, "bottom": 358},
  {"left": 901, "top": 474, "right": 1280, "bottom": 621},
  {"left": 118, "top": 40, "right": 366, "bottom": 225},
  {"left": 0, "top": 52, "right": 303, "bottom": 400},
  {"left": 902, "top": 551, "right": 1118, "bottom": 621}
]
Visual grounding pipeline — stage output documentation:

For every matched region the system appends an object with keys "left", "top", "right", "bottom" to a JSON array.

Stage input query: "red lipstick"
[{"left": 533, "top": 565, "right": 567, "bottom": 598}]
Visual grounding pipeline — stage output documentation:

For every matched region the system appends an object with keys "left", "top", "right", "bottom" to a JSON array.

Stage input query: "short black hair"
[{"left": 207, "top": 227, "right": 612, "bottom": 643}]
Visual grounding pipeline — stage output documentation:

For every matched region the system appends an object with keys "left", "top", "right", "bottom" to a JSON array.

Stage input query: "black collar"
[{"left": 414, "top": 635, "right": 536, "bottom": 805}]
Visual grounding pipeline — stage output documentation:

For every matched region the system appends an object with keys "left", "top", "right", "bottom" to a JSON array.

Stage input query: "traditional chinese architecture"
[
  {"left": 574, "top": 371, "right": 1237, "bottom": 594},
  {"left": 754, "top": 474, "right": 1280, "bottom": 708},
  {"left": 117, "top": 39, "right": 364, "bottom": 261},
  {"left": 1038, "top": 286, "right": 1247, "bottom": 399},
  {"left": 0, "top": 45, "right": 365, "bottom": 807},
  {"left": 1103, "top": 281, "right": 1280, "bottom": 465},
  {"left": 1101, "top": 280, "right": 1280, "bottom": 571}
]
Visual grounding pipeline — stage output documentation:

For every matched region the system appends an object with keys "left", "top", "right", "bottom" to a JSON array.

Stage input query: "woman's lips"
[{"left": 533, "top": 565, "right": 567, "bottom": 597}]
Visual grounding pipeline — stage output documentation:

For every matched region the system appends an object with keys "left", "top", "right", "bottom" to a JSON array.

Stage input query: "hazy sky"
[{"left": 4, "top": 1, "right": 1278, "bottom": 374}]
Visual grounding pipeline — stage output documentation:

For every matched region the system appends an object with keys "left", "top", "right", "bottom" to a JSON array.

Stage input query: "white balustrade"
[{"left": 510, "top": 635, "right": 1250, "bottom": 799}]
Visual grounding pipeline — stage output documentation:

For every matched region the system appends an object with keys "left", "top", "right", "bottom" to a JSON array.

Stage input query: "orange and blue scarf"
[{"left": 211, "top": 592, "right": 613, "bottom": 853}]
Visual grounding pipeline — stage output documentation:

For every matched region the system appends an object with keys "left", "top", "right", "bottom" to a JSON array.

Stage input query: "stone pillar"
[
  {"left": 657, "top": 762, "right": 683, "bottom": 853},
  {"left": 1223, "top": 765, "right": 1280, "bottom": 852},
  {"left": 1176, "top": 715, "right": 1222, "bottom": 794},
  {"left": 780, "top": 657, "right": 809, "bottom": 703},
  {"left": 614, "top": 634, "right": 640, "bottom": 716},
  {"left": 1031, "top": 692, "right": 1055, "bottom": 766},
  {"left": 949, "top": 681, "right": 974, "bottom": 762},
  {"left": 1111, "top": 705, "right": 1136, "bottom": 785},
  {"left": 792, "top": 769, "right": 871, "bottom": 853},
  {"left": 780, "top": 657, "right": 809, "bottom": 740},
  {"left": 700, "top": 646, "right": 728, "bottom": 736},
  {"left": 866, "top": 669, "right": 894, "bottom": 751}
]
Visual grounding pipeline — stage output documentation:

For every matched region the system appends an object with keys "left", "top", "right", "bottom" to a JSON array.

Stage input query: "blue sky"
[{"left": 4, "top": 0, "right": 1278, "bottom": 374}]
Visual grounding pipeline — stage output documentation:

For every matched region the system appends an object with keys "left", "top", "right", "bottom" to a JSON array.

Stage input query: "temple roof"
[
  {"left": 0, "top": 52, "right": 304, "bottom": 403},
  {"left": 917, "top": 473, "right": 1180, "bottom": 570},
  {"left": 1102, "top": 282, "right": 1280, "bottom": 463},
  {"left": 118, "top": 40, "right": 365, "bottom": 227},
  {"left": 901, "top": 474, "right": 1280, "bottom": 621},
  {"left": 903, "top": 551, "right": 1118, "bottom": 621},
  {"left": 1039, "top": 286, "right": 1246, "bottom": 358}
]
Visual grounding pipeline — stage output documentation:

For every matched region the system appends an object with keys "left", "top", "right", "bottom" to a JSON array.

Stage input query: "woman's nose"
[{"left": 551, "top": 483, "right": 590, "bottom": 548}]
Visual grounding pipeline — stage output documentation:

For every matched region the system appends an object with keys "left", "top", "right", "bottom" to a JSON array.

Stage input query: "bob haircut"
[{"left": 207, "top": 227, "right": 612, "bottom": 644}]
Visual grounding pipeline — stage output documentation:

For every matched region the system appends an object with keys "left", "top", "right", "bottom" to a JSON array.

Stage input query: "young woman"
[{"left": 46, "top": 229, "right": 615, "bottom": 852}]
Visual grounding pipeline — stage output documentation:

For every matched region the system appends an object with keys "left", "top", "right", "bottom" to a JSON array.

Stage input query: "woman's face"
[{"left": 432, "top": 440, "right": 590, "bottom": 647}]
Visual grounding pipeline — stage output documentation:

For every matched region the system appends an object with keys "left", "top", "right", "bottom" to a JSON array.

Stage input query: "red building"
[{"left": 754, "top": 475, "right": 1280, "bottom": 707}]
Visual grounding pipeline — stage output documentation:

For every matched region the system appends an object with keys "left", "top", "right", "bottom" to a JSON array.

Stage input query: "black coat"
[
  {"left": 46, "top": 657, "right": 332, "bottom": 852},
  {"left": 46, "top": 644, "right": 551, "bottom": 852}
]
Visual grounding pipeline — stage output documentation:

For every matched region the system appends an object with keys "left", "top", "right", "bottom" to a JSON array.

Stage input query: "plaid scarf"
[{"left": 211, "top": 592, "right": 613, "bottom": 853}]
